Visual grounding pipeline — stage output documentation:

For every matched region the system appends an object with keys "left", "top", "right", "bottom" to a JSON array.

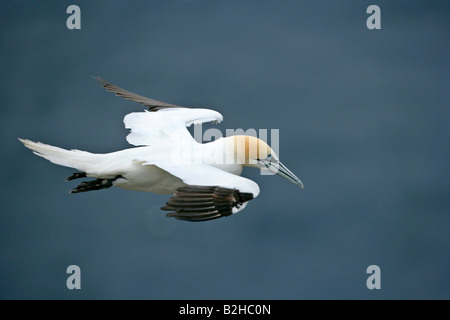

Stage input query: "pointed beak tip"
[{"left": 269, "top": 161, "right": 303, "bottom": 190}]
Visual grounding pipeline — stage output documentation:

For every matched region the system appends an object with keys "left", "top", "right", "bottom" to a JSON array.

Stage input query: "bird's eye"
[{"left": 267, "top": 154, "right": 272, "bottom": 159}]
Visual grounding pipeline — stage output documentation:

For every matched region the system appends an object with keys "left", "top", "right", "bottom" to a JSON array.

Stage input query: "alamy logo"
[
  {"left": 366, "top": 5, "right": 381, "bottom": 30},
  {"left": 168, "top": 124, "right": 281, "bottom": 175},
  {"left": 366, "top": 265, "right": 381, "bottom": 289},
  {"left": 66, "top": 265, "right": 81, "bottom": 290},
  {"left": 66, "top": 5, "right": 81, "bottom": 30}
]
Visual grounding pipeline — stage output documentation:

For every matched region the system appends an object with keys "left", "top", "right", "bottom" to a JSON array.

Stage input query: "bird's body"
[{"left": 20, "top": 78, "right": 303, "bottom": 221}]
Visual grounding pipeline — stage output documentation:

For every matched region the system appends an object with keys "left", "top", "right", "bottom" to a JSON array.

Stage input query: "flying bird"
[{"left": 19, "top": 77, "right": 303, "bottom": 221}]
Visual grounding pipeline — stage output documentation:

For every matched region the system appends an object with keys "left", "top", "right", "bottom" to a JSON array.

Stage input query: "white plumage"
[{"left": 19, "top": 78, "right": 303, "bottom": 221}]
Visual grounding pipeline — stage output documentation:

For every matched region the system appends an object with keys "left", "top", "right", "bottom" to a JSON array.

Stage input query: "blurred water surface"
[{"left": 0, "top": 0, "right": 448, "bottom": 299}]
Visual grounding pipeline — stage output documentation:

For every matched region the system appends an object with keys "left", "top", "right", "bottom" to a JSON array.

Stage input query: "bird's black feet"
[
  {"left": 69, "top": 175, "right": 124, "bottom": 193},
  {"left": 66, "top": 172, "right": 87, "bottom": 181}
]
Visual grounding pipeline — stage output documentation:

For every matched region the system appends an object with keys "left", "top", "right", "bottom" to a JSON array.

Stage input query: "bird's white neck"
[{"left": 201, "top": 138, "right": 244, "bottom": 176}]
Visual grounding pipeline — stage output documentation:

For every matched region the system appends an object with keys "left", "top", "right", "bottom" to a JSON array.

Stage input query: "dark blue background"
[{"left": 1, "top": 0, "right": 449, "bottom": 299}]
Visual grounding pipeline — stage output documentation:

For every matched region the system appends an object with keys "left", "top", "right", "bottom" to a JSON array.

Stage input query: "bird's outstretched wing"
[
  {"left": 94, "top": 76, "right": 185, "bottom": 111},
  {"left": 162, "top": 185, "right": 254, "bottom": 221},
  {"left": 123, "top": 108, "right": 223, "bottom": 146},
  {"left": 137, "top": 161, "right": 260, "bottom": 221},
  {"left": 93, "top": 77, "right": 223, "bottom": 146}
]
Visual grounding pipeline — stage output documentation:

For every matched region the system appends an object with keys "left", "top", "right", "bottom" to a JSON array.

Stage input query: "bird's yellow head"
[
  {"left": 225, "top": 135, "right": 276, "bottom": 166},
  {"left": 224, "top": 135, "right": 303, "bottom": 188}
]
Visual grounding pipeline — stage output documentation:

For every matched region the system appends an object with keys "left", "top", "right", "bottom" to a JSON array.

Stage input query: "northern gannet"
[{"left": 19, "top": 78, "right": 303, "bottom": 221}]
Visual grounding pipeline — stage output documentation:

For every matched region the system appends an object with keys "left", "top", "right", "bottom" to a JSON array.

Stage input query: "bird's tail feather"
[{"left": 19, "top": 138, "right": 104, "bottom": 174}]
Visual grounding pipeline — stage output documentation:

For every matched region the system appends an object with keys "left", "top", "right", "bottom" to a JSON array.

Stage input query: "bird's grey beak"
[{"left": 260, "top": 160, "right": 304, "bottom": 188}]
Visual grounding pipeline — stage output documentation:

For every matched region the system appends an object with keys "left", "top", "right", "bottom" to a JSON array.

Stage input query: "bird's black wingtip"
[{"left": 92, "top": 76, "right": 107, "bottom": 85}]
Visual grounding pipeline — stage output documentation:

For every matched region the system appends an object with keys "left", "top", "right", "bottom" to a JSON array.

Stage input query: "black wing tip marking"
[
  {"left": 92, "top": 76, "right": 187, "bottom": 112},
  {"left": 161, "top": 185, "right": 254, "bottom": 222}
]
